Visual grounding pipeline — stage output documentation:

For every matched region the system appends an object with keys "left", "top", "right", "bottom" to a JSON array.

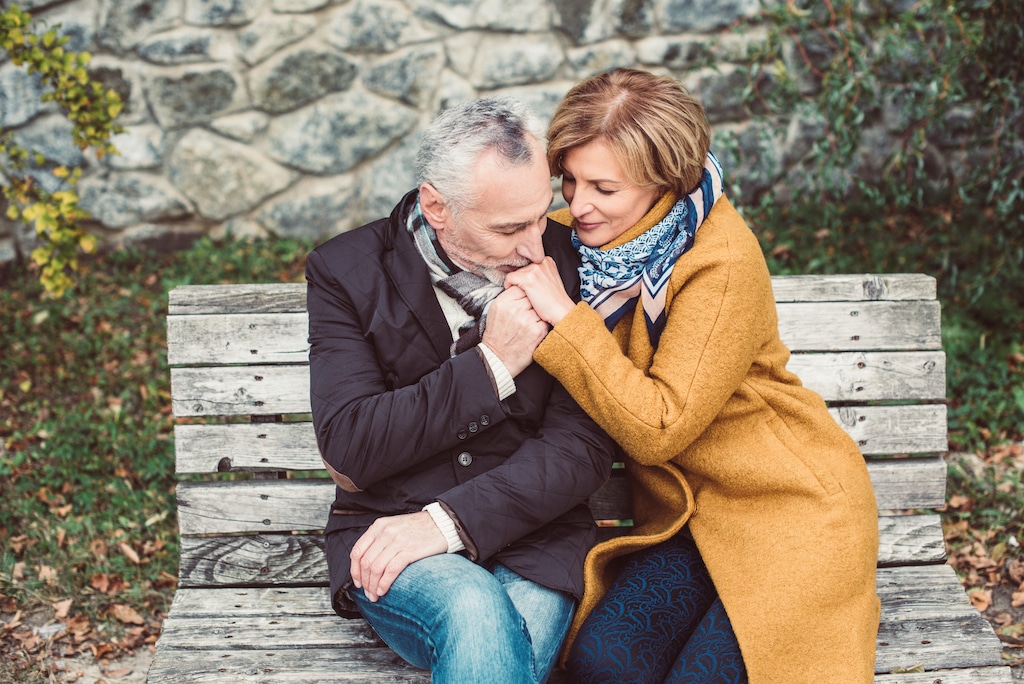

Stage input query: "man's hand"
[
  {"left": 350, "top": 511, "right": 447, "bottom": 602},
  {"left": 481, "top": 285, "right": 549, "bottom": 376},
  {"left": 503, "top": 257, "right": 576, "bottom": 327}
]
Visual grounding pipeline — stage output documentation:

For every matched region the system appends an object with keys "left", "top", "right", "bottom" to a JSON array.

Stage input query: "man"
[{"left": 306, "top": 98, "right": 616, "bottom": 684}]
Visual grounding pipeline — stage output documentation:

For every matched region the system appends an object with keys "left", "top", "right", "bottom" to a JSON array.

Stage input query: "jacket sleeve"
[
  {"left": 436, "top": 379, "right": 616, "bottom": 562},
  {"left": 533, "top": 208, "right": 774, "bottom": 466},
  {"left": 306, "top": 249, "right": 508, "bottom": 492}
]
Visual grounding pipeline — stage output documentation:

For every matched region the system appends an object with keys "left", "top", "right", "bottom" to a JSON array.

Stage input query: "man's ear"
[{"left": 419, "top": 183, "right": 448, "bottom": 233}]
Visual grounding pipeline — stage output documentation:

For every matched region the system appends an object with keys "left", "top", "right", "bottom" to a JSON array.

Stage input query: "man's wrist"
[{"left": 423, "top": 502, "right": 466, "bottom": 553}]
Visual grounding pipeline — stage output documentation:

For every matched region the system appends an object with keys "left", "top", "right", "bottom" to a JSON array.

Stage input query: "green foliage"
[
  {"left": 738, "top": 0, "right": 1024, "bottom": 450},
  {"left": 0, "top": 4, "right": 123, "bottom": 297},
  {"left": 0, "top": 238, "right": 311, "bottom": 635}
]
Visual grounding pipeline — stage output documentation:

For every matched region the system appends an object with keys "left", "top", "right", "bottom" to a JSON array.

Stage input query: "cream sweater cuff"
[
  {"left": 423, "top": 502, "right": 466, "bottom": 553},
  {"left": 478, "top": 342, "right": 516, "bottom": 400}
]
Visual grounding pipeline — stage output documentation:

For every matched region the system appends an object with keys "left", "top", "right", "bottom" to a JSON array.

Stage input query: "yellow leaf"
[
  {"left": 52, "top": 165, "right": 69, "bottom": 178},
  {"left": 43, "top": 29, "right": 56, "bottom": 48},
  {"left": 6, "top": 205, "right": 19, "bottom": 219},
  {"left": 19, "top": 379, "right": 32, "bottom": 393},
  {"left": 108, "top": 101, "right": 123, "bottom": 118},
  {"left": 79, "top": 233, "right": 97, "bottom": 254}
]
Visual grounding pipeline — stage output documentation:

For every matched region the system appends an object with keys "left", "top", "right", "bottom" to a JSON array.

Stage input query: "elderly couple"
[{"left": 307, "top": 68, "right": 880, "bottom": 684}]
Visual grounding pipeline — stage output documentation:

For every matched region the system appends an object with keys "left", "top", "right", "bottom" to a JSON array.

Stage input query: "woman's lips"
[{"left": 576, "top": 221, "right": 600, "bottom": 232}]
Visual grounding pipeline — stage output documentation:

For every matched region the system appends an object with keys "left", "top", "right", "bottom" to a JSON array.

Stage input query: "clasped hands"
[{"left": 349, "top": 259, "right": 575, "bottom": 602}]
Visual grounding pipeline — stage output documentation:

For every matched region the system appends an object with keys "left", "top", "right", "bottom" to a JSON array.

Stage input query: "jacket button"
[
  {"left": 457, "top": 452, "right": 473, "bottom": 467},
  {"left": 468, "top": 421, "right": 478, "bottom": 433},
  {"left": 457, "top": 429, "right": 468, "bottom": 440},
  {"left": 480, "top": 415, "right": 490, "bottom": 426}
]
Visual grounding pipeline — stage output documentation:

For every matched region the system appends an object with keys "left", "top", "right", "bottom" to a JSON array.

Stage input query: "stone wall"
[{"left": 0, "top": 0, "right": 937, "bottom": 265}]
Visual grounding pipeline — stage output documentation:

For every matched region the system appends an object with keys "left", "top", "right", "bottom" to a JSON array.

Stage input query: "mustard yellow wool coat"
[{"left": 539, "top": 196, "right": 881, "bottom": 683}]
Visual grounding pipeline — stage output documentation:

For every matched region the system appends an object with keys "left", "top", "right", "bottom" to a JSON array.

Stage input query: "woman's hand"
[{"left": 504, "top": 257, "right": 576, "bottom": 327}]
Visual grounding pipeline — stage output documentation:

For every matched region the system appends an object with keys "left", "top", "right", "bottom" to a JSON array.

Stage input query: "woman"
[{"left": 504, "top": 68, "right": 880, "bottom": 683}]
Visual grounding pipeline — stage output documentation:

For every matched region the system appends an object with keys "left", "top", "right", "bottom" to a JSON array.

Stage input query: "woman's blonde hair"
[{"left": 547, "top": 68, "right": 711, "bottom": 196}]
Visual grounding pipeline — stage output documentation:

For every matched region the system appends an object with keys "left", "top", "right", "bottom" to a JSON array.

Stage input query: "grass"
[
  {"left": 0, "top": 220, "right": 1022, "bottom": 675},
  {"left": 0, "top": 237, "right": 312, "bottom": 678}
]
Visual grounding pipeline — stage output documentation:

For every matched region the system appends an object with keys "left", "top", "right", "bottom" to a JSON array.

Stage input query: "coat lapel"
[{"left": 383, "top": 192, "right": 453, "bottom": 362}]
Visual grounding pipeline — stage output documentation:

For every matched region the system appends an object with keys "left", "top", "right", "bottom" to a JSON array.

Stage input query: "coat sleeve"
[
  {"left": 533, "top": 208, "right": 774, "bottom": 466},
  {"left": 436, "top": 378, "right": 616, "bottom": 561},
  {"left": 306, "top": 248, "right": 508, "bottom": 492}
]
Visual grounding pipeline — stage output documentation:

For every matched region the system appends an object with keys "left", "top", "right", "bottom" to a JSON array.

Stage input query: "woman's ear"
[{"left": 419, "top": 183, "right": 448, "bottom": 232}]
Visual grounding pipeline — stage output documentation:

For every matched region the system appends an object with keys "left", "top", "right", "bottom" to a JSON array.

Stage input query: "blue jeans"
[{"left": 351, "top": 554, "right": 576, "bottom": 684}]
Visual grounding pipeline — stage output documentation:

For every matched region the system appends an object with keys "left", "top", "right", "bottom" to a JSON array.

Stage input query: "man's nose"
[{"left": 517, "top": 223, "right": 545, "bottom": 264}]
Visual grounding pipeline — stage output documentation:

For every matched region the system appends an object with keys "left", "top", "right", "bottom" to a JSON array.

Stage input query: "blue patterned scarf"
[{"left": 574, "top": 151, "right": 724, "bottom": 347}]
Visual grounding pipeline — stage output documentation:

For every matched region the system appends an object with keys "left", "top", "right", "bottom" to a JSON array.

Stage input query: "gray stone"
[
  {"left": 552, "top": 0, "right": 654, "bottom": 44},
  {"left": 37, "top": 1, "right": 99, "bottom": 52},
  {"left": 257, "top": 175, "right": 357, "bottom": 238},
  {"left": 364, "top": 46, "right": 444, "bottom": 107},
  {"left": 710, "top": 27, "right": 767, "bottom": 63},
  {"left": 237, "top": 13, "right": 317, "bottom": 65},
  {"left": 185, "top": 0, "right": 263, "bottom": 26},
  {"left": 271, "top": 0, "right": 329, "bottom": 10},
  {"left": 169, "top": 128, "right": 298, "bottom": 220},
  {"left": 0, "top": 237, "right": 16, "bottom": 265},
  {"left": 138, "top": 28, "right": 235, "bottom": 64},
  {"left": 490, "top": 82, "right": 575, "bottom": 129},
  {"left": 78, "top": 172, "right": 192, "bottom": 229},
  {"left": 636, "top": 36, "right": 709, "bottom": 70},
  {"left": 210, "top": 111, "right": 270, "bottom": 142},
  {"left": 106, "top": 125, "right": 166, "bottom": 170},
  {"left": 694, "top": 65, "right": 750, "bottom": 123},
  {"left": 99, "top": 0, "right": 182, "bottom": 51},
  {"left": 712, "top": 121, "right": 781, "bottom": 204},
  {"left": 658, "top": 0, "right": 760, "bottom": 33},
  {"left": 413, "top": 0, "right": 552, "bottom": 31},
  {"left": 0, "top": 64, "right": 45, "bottom": 129},
  {"left": 145, "top": 65, "right": 246, "bottom": 127},
  {"left": 459, "top": 34, "right": 563, "bottom": 89},
  {"left": 249, "top": 47, "right": 358, "bottom": 114},
  {"left": 326, "top": 0, "right": 435, "bottom": 53},
  {"left": 211, "top": 217, "right": 269, "bottom": 240},
  {"left": 11, "top": 115, "right": 87, "bottom": 194},
  {"left": 114, "top": 221, "right": 205, "bottom": 249},
  {"left": 436, "top": 69, "right": 476, "bottom": 112},
  {"left": 567, "top": 40, "right": 636, "bottom": 79},
  {"left": 780, "top": 112, "right": 825, "bottom": 168},
  {"left": 87, "top": 57, "right": 150, "bottom": 126},
  {"left": 358, "top": 131, "right": 420, "bottom": 221},
  {"left": 266, "top": 91, "right": 419, "bottom": 175}
]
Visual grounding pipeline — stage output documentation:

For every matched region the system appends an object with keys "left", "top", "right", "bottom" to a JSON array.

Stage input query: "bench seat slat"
[
  {"left": 166, "top": 301, "right": 941, "bottom": 366},
  {"left": 149, "top": 564, "right": 1006, "bottom": 677},
  {"left": 164, "top": 275, "right": 938, "bottom": 316},
  {"left": 175, "top": 458, "right": 945, "bottom": 537},
  {"left": 176, "top": 514, "right": 947, "bottom": 587}
]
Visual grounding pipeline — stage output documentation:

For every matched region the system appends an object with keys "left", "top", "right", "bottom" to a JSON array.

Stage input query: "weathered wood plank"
[
  {"left": 769, "top": 274, "right": 937, "bottom": 303},
  {"left": 166, "top": 303, "right": 942, "bottom": 367},
  {"left": 154, "top": 564, "right": 1004, "bottom": 673},
  {"left": 786, "top": 351, "right": 945, "bottom": 402},
  {"left": 167, "top": 312, "right": 310, "bottom": 366},
  {"left": 828, "top": 405, "right": 947, "bottom": 456},
  {"left": 176, "top": 514, "right": 946, "bottom": 588},
  {"left": 175, "top": 458, "right": 945, "bottom": 536},
  {"left": 165, "top": 275, "right": 937, "bottom": 318},
  {"left": 776, "top": 300, "right": 942, "bottom": 351},
  {"left": 148, "top": 647, "right": 1012, "bottom": 684},
  {"left": 168, "top": 283, "right": 308, "bottom": 315}
]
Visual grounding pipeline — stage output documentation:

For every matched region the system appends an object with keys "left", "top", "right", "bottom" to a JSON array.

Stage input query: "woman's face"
[{"left": 560, "top": 138, "right": 661, "bottom": 248}]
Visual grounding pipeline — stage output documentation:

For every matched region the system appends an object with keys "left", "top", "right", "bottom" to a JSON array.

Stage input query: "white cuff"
[
  {"left": 423, "top": 502, "right": 466, "bottom": 554},
  {"left": 478, "top": 343, "right": 516, "bottom": 400}
]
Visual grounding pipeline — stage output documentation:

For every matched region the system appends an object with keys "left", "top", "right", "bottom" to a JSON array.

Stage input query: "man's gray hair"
[{"left": 415, "top": 98, "right": 546, "bottom": 217}]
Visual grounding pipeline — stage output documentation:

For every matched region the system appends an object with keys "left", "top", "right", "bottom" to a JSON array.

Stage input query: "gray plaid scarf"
[{"left": 406, "top": 195, "right": 503, "bottom": 356}]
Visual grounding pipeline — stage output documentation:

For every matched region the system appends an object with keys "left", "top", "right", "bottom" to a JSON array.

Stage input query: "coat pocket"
[{"left": 765, "top": 415, "right": 843, "bottom": 497}]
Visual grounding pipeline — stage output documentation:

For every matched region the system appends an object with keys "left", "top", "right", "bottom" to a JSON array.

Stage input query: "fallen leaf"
[
  {"left": 37, "top": 565, "right": 58, "bottom": 583},
  {"left": 90, "top": 573, "right": 110, "bottom": 593},
  {"left": 968, "top": 587, "right": 992, "bottom": 612},
  {"left": 101, "top": 667, "right": 132, "bottom": 678},
  {"left": 109, "top": 604, "right": 144, "bottom": 625},
  {"left": 53, "top": 599, "right": 73, "bottom": 620},
  {"left": 119, "top": 542, "right": 140, "bottom": 565},
  {"left": 90, "top": 540, "right": 108, "bottom": 559}
]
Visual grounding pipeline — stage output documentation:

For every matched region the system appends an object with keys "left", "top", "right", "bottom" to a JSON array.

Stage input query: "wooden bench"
[{"left": 148, "top": 274, "right": 1012, "bottom": 683}]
